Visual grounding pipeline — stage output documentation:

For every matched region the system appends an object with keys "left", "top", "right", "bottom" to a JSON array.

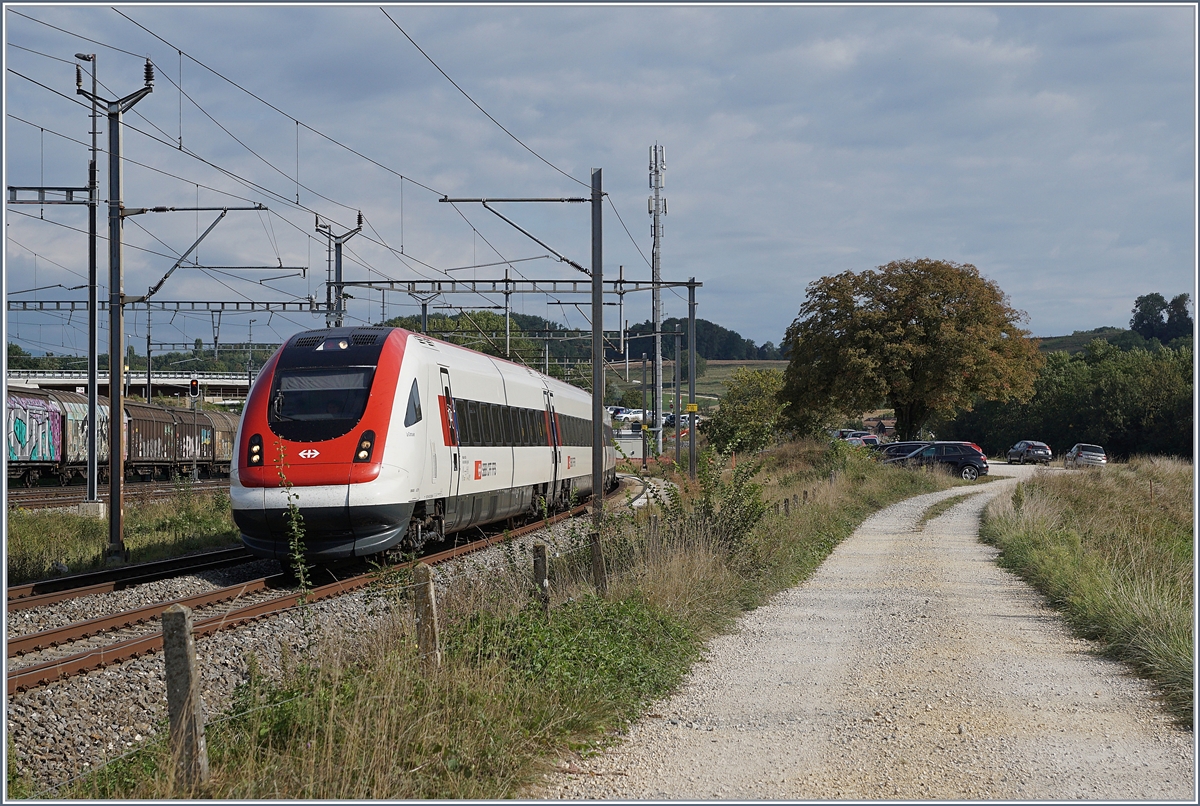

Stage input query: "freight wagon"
[{"left": 4, "top": 390, "right": 240, "bottom": 486}]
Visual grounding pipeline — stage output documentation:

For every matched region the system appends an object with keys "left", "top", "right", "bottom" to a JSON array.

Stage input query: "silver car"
[{"left": 1063, "top": 443, "right": 1107, "bottom": 468}]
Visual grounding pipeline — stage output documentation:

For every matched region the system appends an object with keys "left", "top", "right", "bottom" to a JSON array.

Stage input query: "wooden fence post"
[
  {"left": 162, "top": 603, "right": 209, "bottom": 792},
  {"left": 803, "top": 490, "right": 808, "bottom": 504},
  {"left": 650, "top": 514, "right": 659, "bottom": 542},
  {"left": 774, "top": 501, "right": 779, "bottom": 516},
  {"left": 792, "top": 494, "right": 799, "bottom": 509},
  {"left": 533, "top": 543, "right": 549, "bottom": 616},
  {"left": 590, "top": 531, "right": 608, "bottom": 596},
  {"left": 783, "top": 498, "right": 789, "bottom": 516},
  {"left": 414, "top": 563, "right": 441, "bottom": 674}
]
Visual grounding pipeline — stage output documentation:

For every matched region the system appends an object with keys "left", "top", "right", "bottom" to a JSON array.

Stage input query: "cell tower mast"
[{"left": 649, "top": 144, "right": 666, "bottom": 454}]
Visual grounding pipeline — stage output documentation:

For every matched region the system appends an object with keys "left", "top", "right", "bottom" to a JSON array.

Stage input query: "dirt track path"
[{"left": 530, "top": 474, "right": 1195, "bottom": 800}]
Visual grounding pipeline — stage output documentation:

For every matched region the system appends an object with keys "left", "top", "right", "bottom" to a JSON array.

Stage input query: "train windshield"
[{"left": 268, "top": 368, "right": 375, "bottom": 441}]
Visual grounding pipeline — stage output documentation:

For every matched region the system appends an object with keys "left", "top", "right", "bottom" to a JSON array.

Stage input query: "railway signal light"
[{"left": 189, "top": 378, "right": 199, "bottom": 398}]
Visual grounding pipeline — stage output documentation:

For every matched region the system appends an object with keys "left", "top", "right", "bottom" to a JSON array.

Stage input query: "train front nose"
[{"left": 233, "top": 484, "right": 414, "bottom": 561}]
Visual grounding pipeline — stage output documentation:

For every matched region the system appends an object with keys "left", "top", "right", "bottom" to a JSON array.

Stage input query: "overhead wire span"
[
  {"left": 111, "top": 8, "right": 442, "bottom": 196},
  {"left": 13, "top": 10, "right": 630, "bottom": 344},
  {"left": 379, "top": 7, "right": 589, "bottom": 191}
]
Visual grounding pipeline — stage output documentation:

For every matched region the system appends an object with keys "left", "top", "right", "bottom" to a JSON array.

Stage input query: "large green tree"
[{"left": 779, "top": 259, "right": 1043, "bottom": 440}]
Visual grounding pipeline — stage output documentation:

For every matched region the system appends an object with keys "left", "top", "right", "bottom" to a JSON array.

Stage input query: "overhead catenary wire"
[{"left": 11, "top": 10, "right": 660, "bottom": 353}]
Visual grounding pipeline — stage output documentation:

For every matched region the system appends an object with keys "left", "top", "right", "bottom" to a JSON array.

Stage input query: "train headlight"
[
  {"left": 353, "top": 430, "right": 376, "bottom": 463},
  {"left": 247, "top": 434, "right": 264, "bottom": 466}
]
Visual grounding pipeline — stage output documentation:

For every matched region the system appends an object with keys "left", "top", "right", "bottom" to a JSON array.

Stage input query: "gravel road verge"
[{"left": 530, "top": 476, "right": 1195, "bottom": 800}]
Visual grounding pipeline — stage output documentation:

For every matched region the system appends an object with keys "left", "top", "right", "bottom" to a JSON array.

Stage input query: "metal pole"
[
  {"left": 688, "top": 279, "right": 697, "bottom": 480},
  {"left": 421, "top": 300, "right": 428, "bottom": 333},
  {"left": 145, "top": 309, "right": 152, "bottom": 402},
  {"left": 78, "top": 53, "right": 100, "bottom": 503},
  {"left": 105, "top": 65, "right": 153, "bottom": 563},
  {"left": 505, "top": 266, "right": 511, "bottom": 359},
  {"left": 333, "top": 238, "right": 344, "bottom": 328},
  {"left": 624, "top": 318, "right": 629, "bottom": 382},
  {"left": 641, "top": 352, "right": 647, "bottom": 471},
  {"left": 675, "top": 325, "right": 682, "bottom": 470},
  {"left": 591, "top": 168, "right": 604, "bottom": 528},
  {"left": 192, "top": 396, "right": 198, "bottom": 482}
]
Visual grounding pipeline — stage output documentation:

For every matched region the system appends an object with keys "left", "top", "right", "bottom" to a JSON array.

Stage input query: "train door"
[
  {"left": 544, "top": 389, "right": 560, "bottom": 504},
  {"left": 440, "top": 368, "right": 461, "bottom": 506}
]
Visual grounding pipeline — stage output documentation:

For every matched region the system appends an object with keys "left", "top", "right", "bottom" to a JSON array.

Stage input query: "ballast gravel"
[{"left": 530, "top": 469, "right": 1195, "bottom": 801}]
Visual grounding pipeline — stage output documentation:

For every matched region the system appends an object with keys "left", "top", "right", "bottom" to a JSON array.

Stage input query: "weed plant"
[
  {"left": 58, "top": 439, "right": 960, "bottom": 799},
  {"left": 980, "top": 457, "right": 1193, "bottom": 724},
  {"left": 5, "top": 479, "right": 239, "bottom": 584}
]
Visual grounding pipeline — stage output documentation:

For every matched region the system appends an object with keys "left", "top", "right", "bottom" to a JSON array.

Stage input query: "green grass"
[
  {"left": 5, "top": 479, "right": 240, "bottom": 584},
  {"left": 980, "top": 457, "right": 1193, "bottom": 724}
]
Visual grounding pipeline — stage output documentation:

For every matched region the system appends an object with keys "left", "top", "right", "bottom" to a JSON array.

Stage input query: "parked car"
[
  {"left": 879, "top": 441, "right": 930, "bottom": 460},
  {"left": 833, "top": 428, "right": 873, "bottom": 440},
  {"left": 1063, "top": 443, "right": 1107, "bottom": 468},
  {"left": 615, "top": 409, "right": 643, "bottom": 423},
  {"left": 1006, "top": 440, "right": 1052, "bottom": 465},
  {"left": 885, "top": 441, "right": 989, "bottom": 481},
  {"left": 606, "top": 406, "right": 628, "bottom": 419}
]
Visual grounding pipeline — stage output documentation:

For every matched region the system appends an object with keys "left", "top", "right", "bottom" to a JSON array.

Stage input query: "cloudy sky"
[{"left": 4, "top": 3, "right": 1196, "bottom": 359}]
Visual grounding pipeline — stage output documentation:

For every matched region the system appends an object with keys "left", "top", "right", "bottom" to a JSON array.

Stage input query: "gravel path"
[{"left": 531, "top": 472, "right": 1195, "bottom": 801}]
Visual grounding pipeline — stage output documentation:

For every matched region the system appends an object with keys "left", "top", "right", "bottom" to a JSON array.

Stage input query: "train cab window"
[
  {"left": 403, "top": 379, "right": 422, "bottom": 427},
  {"left": 268, "top": 367, "right": 375, "bottom": 442}
]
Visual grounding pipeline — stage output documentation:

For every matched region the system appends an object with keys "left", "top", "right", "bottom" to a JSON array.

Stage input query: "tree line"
[
  {"left": 937, "top": 339, "right": 1192, "bottom": 459},
  {"left": 705, "top": 258, "right": 1191, "bottom": 461}
]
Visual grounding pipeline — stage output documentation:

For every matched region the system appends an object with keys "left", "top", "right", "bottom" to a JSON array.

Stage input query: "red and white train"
[{"left": 232, "top": 326, "right": 618, "bottom": 561}]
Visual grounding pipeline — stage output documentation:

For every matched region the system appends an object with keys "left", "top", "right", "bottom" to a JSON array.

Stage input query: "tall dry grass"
[{"left": 981, "top": 457, "right": 1193, "bottom": 723}]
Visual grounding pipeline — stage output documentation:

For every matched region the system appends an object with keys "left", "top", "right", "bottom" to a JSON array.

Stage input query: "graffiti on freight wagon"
[{"left": 8, "top": 395, "right": 60, "bottom": 462}]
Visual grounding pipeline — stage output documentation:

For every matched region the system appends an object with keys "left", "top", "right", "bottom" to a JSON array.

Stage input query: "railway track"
[
  {"left": 7, "top": 478, "right": 230, "bottom": 511},
  {"left": 7, "top": 545, "right": 254, "bottom": 609},
  {"left": 4, "top": 485, "right": 642, "bottom": 695}
]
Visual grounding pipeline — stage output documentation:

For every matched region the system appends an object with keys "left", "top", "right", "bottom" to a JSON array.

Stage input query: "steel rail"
[
  {"left": 8, "top": 576, "right": 280, "bottom": 657},
  {"left": 7, "top": 546, "right": 253, "bottom": 608}
]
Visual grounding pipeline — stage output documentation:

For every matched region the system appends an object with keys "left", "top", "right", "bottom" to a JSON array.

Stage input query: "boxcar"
[
  {"left": 125, "top": 401, "right": 177, "bottom": 480},
  {"left": 45, "top": 390, "right": 110, "bottom": 484},
  {"left": 6, "top": 388, "right": 62, "bottom": 486}
]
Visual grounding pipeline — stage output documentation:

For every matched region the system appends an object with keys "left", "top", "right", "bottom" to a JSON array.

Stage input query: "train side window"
[
  {"left": 466, "top": 400, "right": 480, "bottom": 446},
  {"left": 456, "top": 399, "right": 470, "bottom": 445},
  {"left": 520, "top": 409, "right": 531, "bottom": 446},
  {"left": 478, "top": 403, "right": 490, "bottom": 446},
  {"left": 404, "top": 379, "right": 422, "bottom": 427},
  {"left": 485, "top": 403, "right": 496, "bottom": 446},
  {"left": 501, "top": 406, "right": 513, "bottom": 446}
]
